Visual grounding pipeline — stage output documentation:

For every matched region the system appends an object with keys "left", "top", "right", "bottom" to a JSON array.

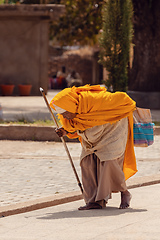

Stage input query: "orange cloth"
[{"left": 50, "top": 85, "right": 137, "bottom": 180}]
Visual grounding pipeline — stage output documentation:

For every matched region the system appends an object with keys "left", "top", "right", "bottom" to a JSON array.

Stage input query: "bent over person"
[{"left": 50, "top": 85, "right": 137, "bottom": 210}]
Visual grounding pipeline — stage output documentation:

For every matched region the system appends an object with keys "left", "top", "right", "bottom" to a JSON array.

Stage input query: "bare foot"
[{"left": 119, "top": 190, "right": 132, "bottom": 209}]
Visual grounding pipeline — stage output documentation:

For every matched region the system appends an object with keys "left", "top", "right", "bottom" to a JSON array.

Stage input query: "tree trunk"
[{"left": 129, "top": 0, "right": 160, "bottom": 91}]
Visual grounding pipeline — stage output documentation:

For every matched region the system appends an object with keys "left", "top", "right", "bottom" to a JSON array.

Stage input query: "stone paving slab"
[
  {"left": 0, "top": 141, "right": 81, "bottom": 206},
  {"left": 1, "top": 174, "right": 160, "bottom": 218},
  {"left": 0, "top": 191, "right": 83, "bottom": 217},
  {"left": 0, "top": 136, "right": 160, "bottom": 210},
  {"left": 1, "top": 184, "right": 160, "bottom": 240}
]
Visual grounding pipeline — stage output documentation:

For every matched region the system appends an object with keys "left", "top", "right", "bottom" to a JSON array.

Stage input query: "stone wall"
[
  {"left": 0, "top": 19, "right": 48, "bottom": 95},
  {"left": 0, "top": 4, "right": 64, "bottom": 95}
]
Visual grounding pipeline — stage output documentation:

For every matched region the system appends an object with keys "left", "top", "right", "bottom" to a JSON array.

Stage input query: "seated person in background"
[{"left": 66, "top": 70, "right": 83, "bottom": 87}]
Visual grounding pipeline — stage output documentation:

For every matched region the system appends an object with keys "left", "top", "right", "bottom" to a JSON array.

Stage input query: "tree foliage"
[
  {"left": 99, "top": 0, "right": 133, "bottom": 92},
  {"left": 50, "top": 0, "right": 104, "bottom": 45}
]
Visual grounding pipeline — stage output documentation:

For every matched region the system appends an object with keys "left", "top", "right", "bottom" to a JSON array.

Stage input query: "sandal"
[{"left": 78, "top": 202, "right": 102, "bottom": 210}]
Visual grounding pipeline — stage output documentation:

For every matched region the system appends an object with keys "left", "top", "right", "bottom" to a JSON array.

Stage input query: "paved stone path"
[
  {"left": 0, "top": 136, "right": 160, "bottom": 207},
  {"left": 0, "top": 90, "right": 58, "bottom": 122}
]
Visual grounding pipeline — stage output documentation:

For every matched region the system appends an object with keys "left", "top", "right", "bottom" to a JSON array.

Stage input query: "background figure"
[
  {"left": 49, "top": 74, "right": 57, "bottom": 89},
  {"left": 56, "top": 66, "right": 67, "bottom": 89},
  {"left": 66, "top": 70, "right": 83, "bottom": 87}
]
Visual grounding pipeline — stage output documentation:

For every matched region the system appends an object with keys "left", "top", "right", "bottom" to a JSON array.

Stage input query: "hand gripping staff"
[{"left": 40, "top": 88, "right": 83, "bottom": 194}]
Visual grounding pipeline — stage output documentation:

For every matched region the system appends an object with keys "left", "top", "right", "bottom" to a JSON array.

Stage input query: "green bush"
[{"left": 99, "top": 0, "right": 133, "bottom": 92}]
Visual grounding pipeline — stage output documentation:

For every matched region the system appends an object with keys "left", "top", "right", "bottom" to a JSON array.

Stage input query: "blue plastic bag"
[{"left": 133, "top": 122, "right": 155, "bottom": 147}]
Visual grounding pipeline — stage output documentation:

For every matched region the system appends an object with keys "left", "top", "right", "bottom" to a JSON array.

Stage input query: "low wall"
[
  {"left": 127, "top": 91, "right": 160, "bottom": 110},
  {"left": 0, "top": 125, "right": 79, "bottom": 142},
  {"left": 0, "top": 125, "right": 159, "bottom": 141}
]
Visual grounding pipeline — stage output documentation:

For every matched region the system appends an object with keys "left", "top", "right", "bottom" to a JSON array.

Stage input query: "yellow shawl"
[{"left": 50, "top": 85, "right": 137, "bottom": 180}]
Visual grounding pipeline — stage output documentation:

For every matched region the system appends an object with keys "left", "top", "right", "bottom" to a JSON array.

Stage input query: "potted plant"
[
  {"left": 18, "top": 83, "right": 32, "bottom": 96},
  {"left": 0, "top": 84, "right": 15, "bottom": 96}
]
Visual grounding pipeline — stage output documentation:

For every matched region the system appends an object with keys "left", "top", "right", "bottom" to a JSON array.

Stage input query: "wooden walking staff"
[{"left": 40, "top": 87, "right": 83, "bottom": 194}]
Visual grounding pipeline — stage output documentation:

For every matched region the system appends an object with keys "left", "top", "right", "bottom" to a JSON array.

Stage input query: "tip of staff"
[{"left": 39, "top": 87, "right": 44, "bottom": 92}]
